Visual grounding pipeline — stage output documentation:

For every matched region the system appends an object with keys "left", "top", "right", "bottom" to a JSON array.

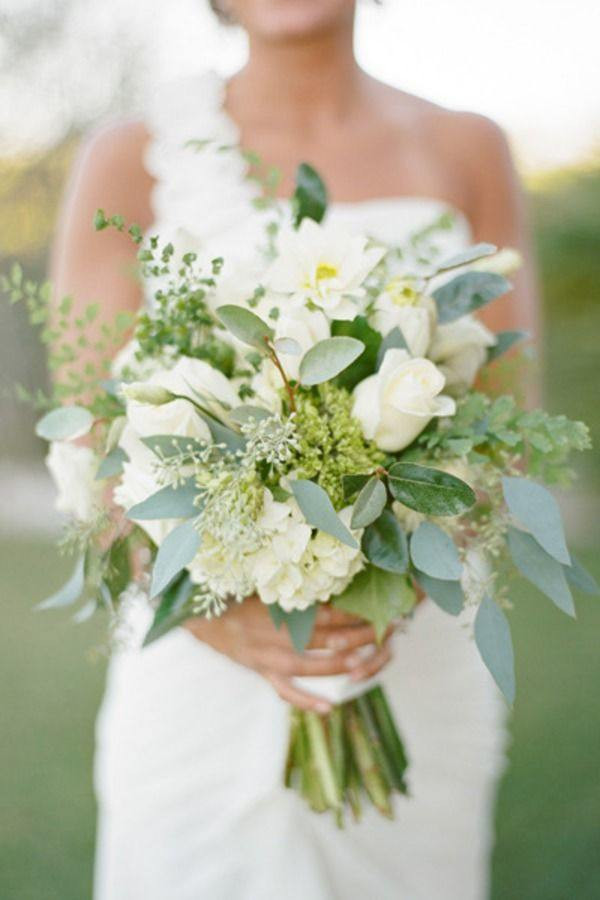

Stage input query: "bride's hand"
[{"left": 184, "top": 596, "right": 394, "bottom": 713}]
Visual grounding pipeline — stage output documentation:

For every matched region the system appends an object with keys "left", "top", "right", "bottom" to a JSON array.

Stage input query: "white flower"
[
  {"left": 473, "top": 248, "right": 522, "bottom": 276},
  {"left": 46, "top": 441, "right": 102, "bottom": 522},
  {"left": 352, "top": 348, "right": 456, "bottom": 452},
  {"left": 266, "top": 218, "right": 384, "bottom": 320},
  {"left": 252, "top": 305, "right": 330, "bottom": 408},
  {"left": 372, "top": 277, "right": 436, "bottom": 357},
  {"left": 124, "top": 356, "right": 239, "bottom": 442},
  {"left": 429, "top": 315, "right": 496, "bottom": 394}
]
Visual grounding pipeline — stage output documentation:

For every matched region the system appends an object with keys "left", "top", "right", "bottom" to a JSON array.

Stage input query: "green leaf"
[
  {"left": 362, "top": 510, "right": 409, "bottom": 574},
  {"left": 435, "top": 243, "right": 497, "bottom": 272},
  {"left": 376, "top": 326, "right": 408, "bottom": 369},
  {"left": 216, "top": 304, "right": 274, "bottom": 351},
  {"left": 143, "top": 574, "right": 194, "bottom": 646},
  {"left": 229, "top": 405, "right": 272, "bottom": 426},
  {"left": 141, "top": 434, "right": 208, "bottom": 459},
  {"left": 487, "top": 330, "right": 528, "bottom": 362},
  {"left": 95, "top": 446, "right": 128, "bottom": 480},
  {"left": 331, "top": 316, "right": 381, "bottom": 389},
  {"left": 474, "top": 595, "right": 516, "bottom": 706},
  {"left": 273, "top": 337, "right": 302, "bottom": 356},
  {"left": 432, "top": 271, "right": 510, "bottom": 323},
  {"left": 507, "top": 526, "right": 575, "bottom": 617},
  {"left": 127, "top": 479, "right": 201, "bottom": 520},
  {"left": 333, "top": 566, "right": 416, "bottom": 641},
  {"left": 36, "top": 557, "right": 85, "bottom": 610},
  {"left": 388, "top": 462, "right": 476, "bottom": 516},
  {"left": 35, "top": 405, "right": 93, "bottom": 441},
  {"left": 150, "top": 522, "right": 201, "bottom": 598},
  {"left": 564, "top": 555, "right": 600, "bottom": 596},
  {"left": 413, "top": 570, "right": 463, "bottom": 616},
  {"left": 351, "top": 477, "right": 387, "bottom": 529},
  {"left": 293, "top": 162, "right": 328, "bottom": 226},
  {"left": 268, "top": 605, "right": 317, "bottom": 654},
  {"left": 104, "top": 538, "right": 131, "bottom": 600},
  {"left": 199, "top": 413, "right": 246, "bottom": 453},
  {"left": 342, "top": 473, "right": 371, "bottom": 500},
  {"left": 299, "top": 336, "right": 365, "bottom": 386},
  {"left": 502, "top": 476, "right": 570, "bottom": 565},
  {"left": 290, "top": 479, "right": 358, "bottom": 549},
  {"left": 410, "top": 522, "right": 462, "bottom": 581}
]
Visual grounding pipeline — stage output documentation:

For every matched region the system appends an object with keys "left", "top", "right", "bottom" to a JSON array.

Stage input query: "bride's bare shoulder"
[{"left": 68, "top": 119, "right": 155, "bottom": 230}]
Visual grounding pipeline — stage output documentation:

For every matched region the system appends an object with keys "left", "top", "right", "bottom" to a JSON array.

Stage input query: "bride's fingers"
[
  {"left": 315, "top": 606, "right": 364, "bottom": 627},
  {"left": 264, "top": 673, "right": 332, "bottom": 714},
  {"left": 259, "top": 646, "right": 366, "bottom": 678},
  {"left": 310, "top": 623, "right": 394, "bottom": 651},
  {"left": 348, "top": 640, "right": 393, "bottom": 682}
]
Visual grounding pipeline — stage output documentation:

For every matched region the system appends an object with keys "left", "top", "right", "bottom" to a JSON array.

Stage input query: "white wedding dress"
[{"left": 94, "top": 72, "right": 507, "bottom": 900}]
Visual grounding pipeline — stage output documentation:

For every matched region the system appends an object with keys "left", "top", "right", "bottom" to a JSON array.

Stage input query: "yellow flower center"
[
  {"left": 315, "top": 263, "right": 338, "bottom": 282},
  {"left": 385, "top": 276, "right": 420, "bottom": 307}
]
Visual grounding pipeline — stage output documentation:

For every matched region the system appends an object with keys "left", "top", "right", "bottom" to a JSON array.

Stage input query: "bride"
[{"left": 52, "top": 1, "right": 539, "bottom": 897}]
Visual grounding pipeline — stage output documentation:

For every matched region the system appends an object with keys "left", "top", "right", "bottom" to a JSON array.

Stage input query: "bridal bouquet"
[{"left": 6, "top": 164, "right": 596, "bottom": 824}]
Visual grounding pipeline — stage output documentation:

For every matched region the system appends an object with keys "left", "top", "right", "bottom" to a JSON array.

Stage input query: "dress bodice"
[{"left": 143, "top": 71, "right": 472, "bottom": 276}]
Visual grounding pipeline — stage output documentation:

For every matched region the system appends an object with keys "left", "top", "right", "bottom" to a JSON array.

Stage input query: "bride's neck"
[{"left": 227, "top": 23, "right": 363, "bottom": 128}]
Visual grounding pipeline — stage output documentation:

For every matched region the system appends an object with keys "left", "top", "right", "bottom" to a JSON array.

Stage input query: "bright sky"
[{"left": 1, "top": 0, "right": 599, "bottom": 171}]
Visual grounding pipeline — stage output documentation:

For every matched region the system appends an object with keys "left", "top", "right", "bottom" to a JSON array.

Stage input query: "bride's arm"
[{"left": 50, "top": 124, "right": 391, "bottom": 713}]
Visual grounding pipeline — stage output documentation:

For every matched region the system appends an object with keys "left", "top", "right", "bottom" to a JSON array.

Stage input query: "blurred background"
[{"left": 1, "top": 1, "right": 599, "bottom": 897}]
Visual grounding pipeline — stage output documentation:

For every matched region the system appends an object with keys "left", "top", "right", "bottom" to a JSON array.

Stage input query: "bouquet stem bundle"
[{"left": 285, "top": 685, "right": 408, "bottom": 825}]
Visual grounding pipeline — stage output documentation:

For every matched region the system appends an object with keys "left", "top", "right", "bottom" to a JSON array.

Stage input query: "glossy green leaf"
[
  {"left": 127, "top": 479, "right": 201, "bottom": 520},
  {"left": 507, "top": 526, "right": 575, "bottom": 617},
  {"left": 333, "top": 566, "right": 416, "bottom": 641},
  {"left": 502, "top": 476, "right": 570, "bottom": 565},
  {"left": 474, "top": 594, "right": 516, "bottom": 706},
  {"left": 291, "top": 480, "right": 358, "bottom": 549},
  {"left": 432, "top": 271, "right": 510, "bottom": 323},
  {"left": 95, "top": 446, "right": 128, "bottom": 480},
  {"left": 299, "top": 336, "right": 365, "bottom": 386},
  {"left": 410, "top": 522, "right": 462, "bottom": 581},
  {"left": 362, "top": 510, "right": 409, "bottom": 574},
  {"left": 216, "top": 304, "right": 274, "bottom": 351},
  {"left": 36, "top": 556, "right": 85, "bottom": 610},
  {"left": 331, "top": 316, "right": 381, "bottom": 389},
  {"left": 150, "top": 522, "right": 201, "bottom": 598},
  {"left": 143, "top": 574, "right": 194, "bottom": 646},
  {"left": 414, "top": 570, "right": 464, "bottom": 616},
  {"left": 35, "top": 405, "right": 93, "bottom": 441},
  {"left": 351, "top": 477, "right": 387, "bottom": 529},
  {"left": 388, "top": 462, "right": 476, "bottom": 516},
  {"left": 293, "top": 162, "right": 328, "bottom": 226},
  {"left": 342, "top": 473, "right": 372, "bottom": 500}
]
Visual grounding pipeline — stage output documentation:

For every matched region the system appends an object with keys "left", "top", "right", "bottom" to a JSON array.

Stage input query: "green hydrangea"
[{"left": 292, "top": 383, "right": 384, "bottom": 509}]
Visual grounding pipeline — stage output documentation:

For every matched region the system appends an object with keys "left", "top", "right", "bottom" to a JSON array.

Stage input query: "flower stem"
[
  {"left": 268, "top": 346, "right": 297, "bottom": 412},
  {"left": 305, "top": 711, "right": 342, "bottom": 812},
  {"left": 344, "top": 702, "right": 393, "bottom": 818},
  {"left": 365, "top": 686, "right": 409, "bottom": 794}
]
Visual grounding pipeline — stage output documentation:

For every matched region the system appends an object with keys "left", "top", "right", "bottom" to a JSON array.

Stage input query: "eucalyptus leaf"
[
  {"left": 342, "top": 473, "right": 372, "bottom": 500},
  {"left": 150, "top": 522, "right": 201, "bottom": 598},
  {"left": 435, "top": 243, "right": 497, "bottom": 272},
  {"left": 487, "top": 330, "right": 528, "bottom": 362},
  {"left": 273, "top": 337, "right": 302, "bottom": 356},
  {"left": 229, "top": 405, "right": 272, "bottom": 426},
  {"left": 35, "top": 405, "right": 93, "bottom": 441},
  {"left": 199, "top": 413, "right": 246, "bottom": 453},
  {"left": 362, "top": 510, "right": 409, "bottom": 574},
  {"left": 414, "top": 570, "right": 464, "bottom": 616},
  {"left": 293, "top": 162, "right": 328, "bottom": 226},
  {"left": 299, "top": 336, "right": 365, "bottom": 386},
  {"left": 127, "top": 479, "right": 201, "bottom": 520},
  {"left": 376, "top": 326, "right": 408, "bottom": 368},
  {"left": 474, "top": 594, "right": 516, "bottom": 706},
  {"left": 36, "top": 556, "right": 85, "bottom": 610},
  {"left": 564, "top": 555, "right": 600, "bottom": 596},
  {"left": 410, "top": 522, "right": 462, "bottom": 581},
  {"left": 291, "top": 480, "right": 358, "bottom": 549},
  {"left": 216, "top": 304, "right": 274, "bottom": 351},
  {"left": 143, "top": 574, "right": 194, "bottom": 646},
  {"left": 141, "top": 434, "right": 208, "bottom": 459},
  {"left": 351, "top": 477, "right": 387, "bottom": 529},
  {"left": 502, "top": 476, "right": 570, "bottom": 565},
  {"left": 507, "top": 526, "right": 575, "bottom": 617},
  {"left": 333, "top": 566, "right": 416, "bottom": 641},
  {"left": 432, "top": 271, "right": 510, "bottom": 324},
  {"left": 268, "top": 605, "right": 317, "bottom": 654},
  {"left": 331, "top": 316, "right": 381, "bottom": 389},
  {"left": 388, "top": 462, "right": 476, "bottom": 516},
  {"left": 73, "top": 599, "right": 98, "bottom": 624},
  {"left": 95, "top": 446, "right": 128, "bottom": 480}
]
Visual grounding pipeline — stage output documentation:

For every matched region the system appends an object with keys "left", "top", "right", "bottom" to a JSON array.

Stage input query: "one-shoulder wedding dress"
[{"left": 94, "top": 72, "right": 507, "bottom": 900}]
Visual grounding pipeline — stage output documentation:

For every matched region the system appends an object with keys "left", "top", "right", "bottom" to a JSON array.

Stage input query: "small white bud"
[{"left": 121, "top": 382, "right": 175, "bottom": 405}]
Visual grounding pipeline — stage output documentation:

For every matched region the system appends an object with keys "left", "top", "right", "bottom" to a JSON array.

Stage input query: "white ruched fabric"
[{"left": 94, "top": 71, "right": 507, "bottom": 900}]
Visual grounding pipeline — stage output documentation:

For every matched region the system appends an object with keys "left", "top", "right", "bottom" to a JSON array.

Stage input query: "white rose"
[
  {"left": 372, "top": 277, "right": 435, "bottom": 357},
  {"left": 352, "top": 348, "right": 456, "bottom": 452},
  {"left": 429, "top": 315, "right": 496, "bottom": 394},
  {"left": 46, "top": 441, "right": 102, "bottom": 522}
]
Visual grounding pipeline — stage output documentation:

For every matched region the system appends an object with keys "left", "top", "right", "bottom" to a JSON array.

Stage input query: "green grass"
[{"left": 1, "top": 538, "right": 599, "bottom": 899}]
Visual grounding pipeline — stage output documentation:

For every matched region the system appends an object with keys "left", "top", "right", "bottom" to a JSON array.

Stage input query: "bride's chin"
[{"left": 236, "top": 0, "right": 354, "bottom": 41}]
